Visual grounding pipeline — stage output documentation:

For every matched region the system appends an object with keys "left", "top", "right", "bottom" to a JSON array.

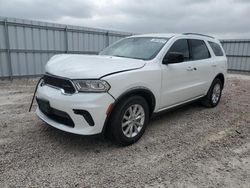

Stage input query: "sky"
[{"left": 0, "top": 0, "right": 250, "bottom": 39}]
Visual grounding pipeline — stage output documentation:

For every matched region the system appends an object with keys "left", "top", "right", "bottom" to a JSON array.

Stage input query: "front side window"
[
  {"left": 99, "top": 37, "right": 168, "bottom": 60},
  {"left": 208, "top": 41, "right": 224, "bottom": 56},
  {"left": 189, "top": 39, "right": 211, "bottom": 60},
  {"left": 166, "top": 39, "right": 190, "bottom": 61}
]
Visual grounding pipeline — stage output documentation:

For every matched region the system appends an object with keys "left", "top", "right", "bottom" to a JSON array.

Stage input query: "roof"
[
  {"left": 129, "top": 33, "right": 177, "bottom": 38},
  {"left": 128, "top": 33, "right": 216, "bottom": 40}
]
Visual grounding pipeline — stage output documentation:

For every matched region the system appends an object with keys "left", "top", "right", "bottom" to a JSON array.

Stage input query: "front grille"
[
  {"left": 43, "top": 74, "right": 76, "bottom": 94},
  {"left": 37, "top": 98, "right": 75, "bottom": 128}
]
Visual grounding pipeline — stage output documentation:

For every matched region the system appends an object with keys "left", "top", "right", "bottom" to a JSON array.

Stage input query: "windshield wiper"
[{"left": 112, "top": 55, "right": 146, "bottom": 60}]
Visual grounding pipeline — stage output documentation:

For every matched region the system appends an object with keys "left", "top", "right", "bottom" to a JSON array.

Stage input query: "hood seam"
[{"left": 99, "top": 63, "right": 146, "bottom": 79}]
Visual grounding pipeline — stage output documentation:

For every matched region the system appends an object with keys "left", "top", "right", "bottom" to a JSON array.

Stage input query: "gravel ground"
[{"left": 0, "top": 74, "right": 250, "bottom": 188}]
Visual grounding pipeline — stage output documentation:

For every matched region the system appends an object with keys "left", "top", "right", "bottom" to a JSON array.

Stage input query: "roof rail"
[{"left": 182, "top": 33, "right": 214, "bottom": 39}]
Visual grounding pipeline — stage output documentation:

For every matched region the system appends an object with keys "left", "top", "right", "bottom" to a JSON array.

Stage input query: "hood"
[{"left": 45, "top": 54, "right": 145, "bottom": 79}]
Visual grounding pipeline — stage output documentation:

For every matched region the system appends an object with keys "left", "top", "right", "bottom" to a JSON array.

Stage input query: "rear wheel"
[
  {"left": 108, "top": 96, "right": 149, "bottom": 146},
  {"left": 201, "top": 78, "right": 222, "bottom": 107}
]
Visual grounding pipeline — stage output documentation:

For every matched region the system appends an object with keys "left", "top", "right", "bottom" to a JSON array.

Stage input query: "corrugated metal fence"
[
  {"left": 0, "top": 17, "right": 250, "bottom": 79},
  {"left": 220, "top": 40, "right": 250, "bottom": 72},
  {"left": 0, "top": 17, "right": 131, "bottom": 79}
]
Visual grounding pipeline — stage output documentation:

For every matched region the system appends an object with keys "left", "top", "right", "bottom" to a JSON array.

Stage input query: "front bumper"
[{"left": 36, "top": 85, "right": 115, "bottom": 135}]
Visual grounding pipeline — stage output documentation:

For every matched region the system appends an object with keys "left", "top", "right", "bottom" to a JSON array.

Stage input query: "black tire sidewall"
[
  {"left": 110, "top": 96, "right": 149, "bottom": 145},
  {"left": 208, "top": 78, "right": 222, "bottom": 107}
]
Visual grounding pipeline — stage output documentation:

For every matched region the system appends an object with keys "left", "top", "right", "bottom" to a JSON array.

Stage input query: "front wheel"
[
  {"left": 108, "top": 96, "right": 149, "bottom": 146},
  {"left": 201, "top": 78, "right": 222, "bottom": 107}
]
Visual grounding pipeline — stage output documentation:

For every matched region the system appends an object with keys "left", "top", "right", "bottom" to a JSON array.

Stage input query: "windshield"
[{"left": 99, "top": 37, "right": 169, "bottom": 60}]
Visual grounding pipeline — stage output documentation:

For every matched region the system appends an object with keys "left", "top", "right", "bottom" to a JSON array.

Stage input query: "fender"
[{"left": 102, "top": 86, "right": 156, "bottom": 134}]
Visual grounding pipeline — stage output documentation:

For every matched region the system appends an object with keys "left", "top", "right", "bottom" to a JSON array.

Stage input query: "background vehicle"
[{"left": 35, "top": 33, "right": 227, "bottom": 145}]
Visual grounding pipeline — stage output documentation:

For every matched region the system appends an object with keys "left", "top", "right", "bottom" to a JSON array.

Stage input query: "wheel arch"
[
  {"left": 102, "top": 87, "right": 156, "bottom": 134},
  {"left": 214, "top": 73, "right": 225, "bottom": 89}
]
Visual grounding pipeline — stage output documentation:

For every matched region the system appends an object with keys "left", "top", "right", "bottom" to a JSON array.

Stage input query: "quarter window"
[
  {"left": 166, "top": 39, "right": 190, "bottom": 61},
  {"left": 208, "top": 41, "right": 224, "bottom": 56},
  {"left": 189, "top": 39, "right": 210, "bottom": 60}
]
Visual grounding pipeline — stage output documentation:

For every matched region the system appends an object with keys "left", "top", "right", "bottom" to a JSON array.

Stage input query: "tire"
[
  {"left": 108, "top": 96, "right": 149, "bottom": 146},
  {"left": 201, "top": 78, "right": 222, "bottom": 107}
]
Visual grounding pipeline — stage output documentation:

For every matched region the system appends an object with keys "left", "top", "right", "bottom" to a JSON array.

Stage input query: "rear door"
[{"left": 188, "top": 39, "right": 214, "bottom": 94}]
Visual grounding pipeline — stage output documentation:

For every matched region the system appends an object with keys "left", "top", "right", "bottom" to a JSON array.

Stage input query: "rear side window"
[
  {"left": 208, "top": 41, "right": 224, "bottom": 56},
  {"left": 167, "top": 39, "right": 190, "bottom": 61},
  {"left": 189, "top": 39, "right": 210, "bottom": 60}
]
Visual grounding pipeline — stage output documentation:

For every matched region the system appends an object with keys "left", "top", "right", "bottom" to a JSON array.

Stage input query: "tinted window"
[
  {"left": 166, "top": 39, "right": 190, "bottom": 61},
  {"left": 189, "top": 39, "right": 210, "bottom": 60},
  {"left": 209, "top": 41, "right": 224, "bottom": 56}
]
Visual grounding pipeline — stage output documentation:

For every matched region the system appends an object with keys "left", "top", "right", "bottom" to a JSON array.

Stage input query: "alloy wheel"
[
  {"left": 121, "top": 104, "right": 145, "bottom": 138},
  {"left": 212, "top": 83, "right": 221, "bottom": 104}
]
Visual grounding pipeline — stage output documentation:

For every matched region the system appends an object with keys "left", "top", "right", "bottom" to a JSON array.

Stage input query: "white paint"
[{"left": 36, "top": 33, "right": 227, "bottom": 135}]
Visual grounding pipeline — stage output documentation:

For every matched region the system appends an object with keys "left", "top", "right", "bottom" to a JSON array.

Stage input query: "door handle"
[
  {"left": 187, "top": 67, "right": 193, "bottom": 71},
  {"left": 212, "top": 64, "right": 217, "bottom": 67}
]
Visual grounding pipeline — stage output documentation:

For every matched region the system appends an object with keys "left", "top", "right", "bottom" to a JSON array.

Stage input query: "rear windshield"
[{"left": 99, "top": 37, "right": 169, "bottom": 60}]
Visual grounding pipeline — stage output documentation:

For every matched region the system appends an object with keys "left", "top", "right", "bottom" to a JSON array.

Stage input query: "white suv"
[{"left": 35, "top": 33, "right": 227, "bottom": 145}]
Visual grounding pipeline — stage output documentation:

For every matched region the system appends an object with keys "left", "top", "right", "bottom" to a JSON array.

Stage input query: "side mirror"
[{"left": 163, "top": 52, "right": 184, "bottom": 64}]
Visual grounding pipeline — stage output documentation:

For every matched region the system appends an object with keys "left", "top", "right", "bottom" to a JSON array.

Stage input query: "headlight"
[{"left": 73, "top": 80, "right": 110, "bottom": 92}]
